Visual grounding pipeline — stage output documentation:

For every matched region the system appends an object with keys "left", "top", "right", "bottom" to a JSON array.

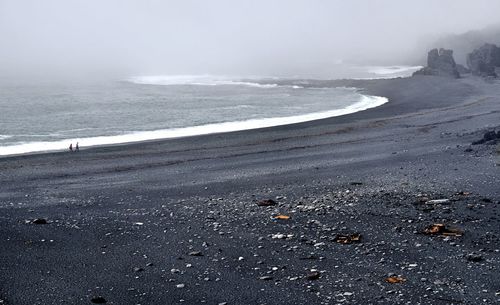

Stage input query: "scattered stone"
[
  {"left": 306, "top": 271, "right": 321, "bottom": 280},
  {"left": 32, "top": 218, "right": 47, "bottom": 225},
  {"left": 259, "top": 275, "right": 273, "bottom": 281},
  {"left": 271, "top": 233, "right": 293, "bottom": 239},
  {"left": 272, "top": 214, "right": 291, "bottom": 220},
  {"left": 385, "top": 276, "right": 406, "bottom": 284},
  {"left": 256, "top": 199, "right": 277, "bottom": 207},
  {"left": 90, "top": 296, "right": 107, "bottom": 304},
  {"left": 466, "top": 253, "right": 483, "bottom": 262},
  {"left": 423, "top": 224, "right": 463, "bottom": 237},
  {"left": 334, "top": 233, "right": 361, "bottom": 244},
  {"left": 426, "top": 199, "right": 450, "bottom": 204},
  {"left": 472, "top": 130, "right": 500, "bottom": 145}
]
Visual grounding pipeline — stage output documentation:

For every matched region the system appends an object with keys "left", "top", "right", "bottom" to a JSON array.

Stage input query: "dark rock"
[
  {"left": 90, "top": 296, "right": 107, "bottom": 304},
  {"left": 466, "top": 43, "right": 500, "bottom": 77},
  {"left": 483, "top": 131, "right": 498, "bottom": 141},
  {"left": 256, "top": 199, "right": 277, "bottom": 207},
  {"left": 472, "top": 130, "right": 500, "bottom": 145},
  {"left": 413, "top": 48, "right": 460, "bottom": 78},
  {"left": 258, "top": 275, "right": 273, "bottom": 281},
  {"left": 32, "top": 218, "right": 47, "bottom": 225},
  {"left": 306, "top": 271, "right": 321, "bottom": 280},
  {"left": 466, "top": 253, "right": 483, "bottom": 262}
]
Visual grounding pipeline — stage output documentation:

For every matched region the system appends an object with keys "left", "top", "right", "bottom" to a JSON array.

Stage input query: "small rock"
[
  {"left": 188, "top": 251, "right": 203, "bottom": 256},
  {"left": 466, "top": 253, "right": 483, "bottom": 262},
  {"left": 426, "top": 199, "right": 450, "bottom": 204},
  {"left": 259, "top": 275, "right": 273, "bottom": 281},
  {"left": 306, "top": 271, "right": 320, "bottom": 280},
  {"left": 176, "top": 284, "right": 185, "bottom": 288},
  {"left": 256, "top": 199, "right": 277, "bottom": 207},
  {"left": 90, "top": 296, "right": 107, "bottom": 304},
  {"left": 32, "top": 218, "right": 47, "bottom": 225},
  {"left": 133, "top": 267, "right": 144, "bottom": 272}
]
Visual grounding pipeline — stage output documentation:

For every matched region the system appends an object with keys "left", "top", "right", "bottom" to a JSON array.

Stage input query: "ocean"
[{"left": 0, "top": 67, "right": 419, "bottom": 156}]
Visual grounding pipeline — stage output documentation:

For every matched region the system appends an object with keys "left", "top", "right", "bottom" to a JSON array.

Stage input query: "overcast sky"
[{"left": 1, "top": 0, "right": 500, "bottom": 79}]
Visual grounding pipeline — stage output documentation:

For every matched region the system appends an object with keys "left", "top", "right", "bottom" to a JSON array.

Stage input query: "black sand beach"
[{"left": 0, "top": 75, "right": 499, "bottom": 304}]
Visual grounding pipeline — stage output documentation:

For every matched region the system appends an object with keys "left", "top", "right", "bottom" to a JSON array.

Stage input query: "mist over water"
[{"left": 1, "top": 0, "right": 500, "bottom": 80}]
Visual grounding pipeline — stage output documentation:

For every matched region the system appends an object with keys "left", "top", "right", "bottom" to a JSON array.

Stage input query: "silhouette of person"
[
  {"left": 69, "top": 143, "right": 73, "bottom": 152},
  {"left": 76, "top": 142, "right": 79, "bottom": 152}
]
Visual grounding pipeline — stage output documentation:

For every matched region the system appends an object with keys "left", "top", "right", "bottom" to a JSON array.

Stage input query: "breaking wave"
[
  {"left": 128, "top": 75, "right": 279, "bottom": 88},
  {"left": 366, "top": 66, "right": 422, "bottom": 76}
]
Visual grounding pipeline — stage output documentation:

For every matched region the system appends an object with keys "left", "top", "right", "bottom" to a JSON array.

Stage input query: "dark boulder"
[
  {"left": 256, "top": 199, "right": 277, "bottom": 206},
  {"left": 90, "top": 296, "right": 107, "bottom": 304},
  {"left": 472, "top": 130, "right": 500, "bottom": 145},
  {"left": 466, "top": 43, "right": 500, "bottom": 77},
  {"left": 32, "top": 218, "right": 47, "bottom": 225},
  {"left": 413, "top": 48, "right": 460, "bottom": 78}
]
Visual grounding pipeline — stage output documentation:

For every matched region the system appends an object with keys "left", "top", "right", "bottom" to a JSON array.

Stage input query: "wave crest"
[{"left": 128, "top": 75, "right": 279, "bottom": 88}]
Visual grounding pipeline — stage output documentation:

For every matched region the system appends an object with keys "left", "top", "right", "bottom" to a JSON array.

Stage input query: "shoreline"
[
  {"left": 0, "top": 75, "right": 478, "bottom": 160},
  {"left": 0, "top": 91, "right": 387, "bottom": 158},
  {"left": 1, "top": 74, "right": 499, "bottom": 305}
]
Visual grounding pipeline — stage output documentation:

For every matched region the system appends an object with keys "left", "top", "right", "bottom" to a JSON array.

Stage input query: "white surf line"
[{"left": 0, "top": 95, "right": 388, "bottom": 157}]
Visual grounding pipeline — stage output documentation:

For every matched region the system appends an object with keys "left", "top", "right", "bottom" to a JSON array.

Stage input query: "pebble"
[
  {"left": 32, "top": 218, "right": 47, "bottom": 225},
  {"left": 90, "top": 296, "right": 107, "bottom": 304},
  {"left": 259, "top": 276, "right": 273, "bottom": 281},
  {"left": 306, "top": 271, "right": 321, "bottom": 280}
]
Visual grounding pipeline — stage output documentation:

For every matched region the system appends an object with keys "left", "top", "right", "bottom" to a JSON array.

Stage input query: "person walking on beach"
[
  {"left": 69, "top": 143, "right": 73, "bottom": 152},
  {"left": 76, "top": 142, "right": 79, "bottom": 152}
]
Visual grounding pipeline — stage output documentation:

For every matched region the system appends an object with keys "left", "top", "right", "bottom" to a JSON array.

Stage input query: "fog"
[{"left": 1, "top": 0, "right": 500, "bottom": 80}]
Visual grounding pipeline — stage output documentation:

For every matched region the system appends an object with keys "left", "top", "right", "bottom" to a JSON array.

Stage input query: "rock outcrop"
[
  {"left": 472, "top": 130, "right": 500, "bottom": 145},
  {"left": 456, "top": 64, "right": 470, "bottom": 74},
  {"left": 466, "top": 43, "right": 500, "bottom": 77},
  {"left": 413, "top": 48, "right": 460, "bottom": 78}
]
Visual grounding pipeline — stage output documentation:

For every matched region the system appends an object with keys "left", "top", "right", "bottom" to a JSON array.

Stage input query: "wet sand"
[{"left": 0, "top": 75, "right": 499, "bottom": 305}]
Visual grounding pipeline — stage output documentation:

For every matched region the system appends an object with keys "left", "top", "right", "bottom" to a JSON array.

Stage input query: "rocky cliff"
[
  {"left": 466, "top": 43, "right": 500, "bottom": 77},
  {"left": 413, "top": 48, "right": 460, "bottom": 78}
]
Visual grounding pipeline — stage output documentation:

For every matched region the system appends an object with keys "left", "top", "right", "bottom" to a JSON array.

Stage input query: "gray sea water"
[{"left": 0, "top": 68, "right": 419, "bottom": 156}]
